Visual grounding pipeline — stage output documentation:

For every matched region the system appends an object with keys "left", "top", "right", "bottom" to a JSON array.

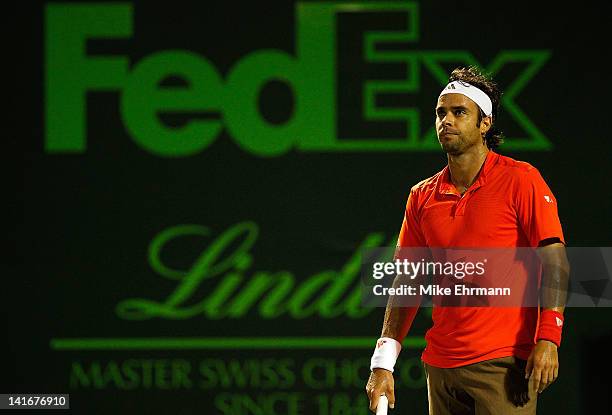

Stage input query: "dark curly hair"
[{"left": 448, "top": 66, "right": 504, "bottom": 149}]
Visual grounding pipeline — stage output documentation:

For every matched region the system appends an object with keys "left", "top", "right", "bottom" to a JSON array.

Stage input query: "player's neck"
[{"left": 447, "top": 145, "right": 489, "bottom": 192}]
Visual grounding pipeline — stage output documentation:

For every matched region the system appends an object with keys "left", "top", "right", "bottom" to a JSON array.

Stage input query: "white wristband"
[{"left": 370, "top": 337, "right": 402, "bottom": 373}]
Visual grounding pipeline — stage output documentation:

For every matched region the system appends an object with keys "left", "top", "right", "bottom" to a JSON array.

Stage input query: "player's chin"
[{"left": 439, "top": 140, "right": 461, "bottom": 154}]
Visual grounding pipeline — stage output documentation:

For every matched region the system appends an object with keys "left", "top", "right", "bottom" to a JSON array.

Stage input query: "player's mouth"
[{"left": 439, "top": 129, "right": 459, "bottom": 138}]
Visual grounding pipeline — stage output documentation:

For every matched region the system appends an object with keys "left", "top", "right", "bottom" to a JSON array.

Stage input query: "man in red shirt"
[{"left": 365, "top": 67, "right": 569, "bottom": 414}]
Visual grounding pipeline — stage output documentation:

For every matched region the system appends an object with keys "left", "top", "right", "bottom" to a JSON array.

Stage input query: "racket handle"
[{"left": 376, "top": 395, "right": 389, "bottom": 415}]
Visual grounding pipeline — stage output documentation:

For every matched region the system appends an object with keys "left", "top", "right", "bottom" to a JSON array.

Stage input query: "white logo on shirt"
[
  {"left": 544, "top": 195, "right": 553, "bottom": 203},
  {"left": 556, "top": 317, "right": 563, "bottom": 327}
]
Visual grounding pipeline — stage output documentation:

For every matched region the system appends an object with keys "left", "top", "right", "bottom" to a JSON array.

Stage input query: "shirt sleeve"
[
  {"left": 514, "top": 167, "right": 565, "bottom": 247},
  {"left": 396, "top": 188, "right": 427, "bottom": 249}
]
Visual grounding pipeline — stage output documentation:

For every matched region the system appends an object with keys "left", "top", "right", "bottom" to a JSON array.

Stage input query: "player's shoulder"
[
  {"left": 410, "top": 168, "right": 445, "bottom": 194},
  {"left": 494, "top": 153, "right": 540, "bottom": 177}
]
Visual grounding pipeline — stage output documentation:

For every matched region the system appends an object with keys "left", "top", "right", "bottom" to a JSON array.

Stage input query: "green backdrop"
[{"left": 10, "top": 1, "right": 612, "bottom": 413}]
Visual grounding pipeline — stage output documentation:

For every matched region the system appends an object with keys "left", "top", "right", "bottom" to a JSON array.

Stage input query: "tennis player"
[{"left": 365, "top": 66, "right": 570, "bottom": 414}]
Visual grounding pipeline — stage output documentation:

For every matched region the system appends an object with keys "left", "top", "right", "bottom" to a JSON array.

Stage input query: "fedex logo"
[{"left": 45, "top": 2, "right": 552, "bottom": 157}]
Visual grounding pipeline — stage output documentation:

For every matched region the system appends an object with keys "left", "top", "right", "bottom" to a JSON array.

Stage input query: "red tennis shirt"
[{"left": 397, "top": 151, "right": 565, "bottom": 368}]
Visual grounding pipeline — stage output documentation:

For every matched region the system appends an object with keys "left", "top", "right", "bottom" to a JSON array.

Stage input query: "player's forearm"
[
  {"left": 538, "top": 244, "right": 570, "bottom": 313},
  {"left": 381, "top": 304, "right": 419, "bottom": 341},
  {"left": 533, "top": 244, "right": 569, "bottom": 347},
  {"left": 380, "top": 275, "right": 421, "bottom": 341}
]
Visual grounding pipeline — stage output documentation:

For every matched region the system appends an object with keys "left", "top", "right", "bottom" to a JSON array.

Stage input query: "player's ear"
[{"left": 480, "top": 115, "right": 492, "bottom": 137}]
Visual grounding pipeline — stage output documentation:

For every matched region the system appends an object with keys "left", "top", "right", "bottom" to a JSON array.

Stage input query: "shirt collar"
[{"left": 438, "top": 150, "right": 499, "bottom": 195}]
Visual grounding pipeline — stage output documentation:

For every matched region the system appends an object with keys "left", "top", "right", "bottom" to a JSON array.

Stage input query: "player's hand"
[
  {"left": 525, "top": 339, "right": 559, "bottom": 394},
  {"left": 365, "top": 368, "right": 395, "bottom": 412}
]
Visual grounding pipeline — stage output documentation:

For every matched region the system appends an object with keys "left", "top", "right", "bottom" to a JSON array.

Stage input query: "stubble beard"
[
  {"left": 440, "top": 135, "right": 466, "bottom": 155},
  {"left": 440, "top": 132, "right": 484, "bottom": 156}
]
